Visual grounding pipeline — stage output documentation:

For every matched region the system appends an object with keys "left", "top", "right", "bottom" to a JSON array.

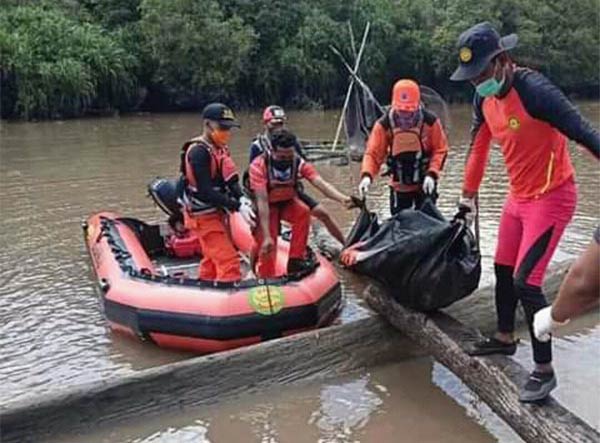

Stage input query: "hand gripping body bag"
[{"left": 342, "top": 199, "right": 481, "bottom": 311}]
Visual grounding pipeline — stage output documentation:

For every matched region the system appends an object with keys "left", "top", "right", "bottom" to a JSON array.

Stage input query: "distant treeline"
[{"left": 1, "top": 0, "right": 598, "bottom": 119}]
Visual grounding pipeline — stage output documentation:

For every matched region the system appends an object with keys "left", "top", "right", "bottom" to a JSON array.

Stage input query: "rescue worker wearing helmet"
[
  {"left": 249, "top": 128, "right": 354, "bottom": 278},
  {"left": 358, "top": 80, "right": 449, "bottom": 214},
  {"left": 248, "top": 105, "right": 348, "bottom": 245},
  {"left": 180, "top": 103, "right": 256, "bottom": 282}
]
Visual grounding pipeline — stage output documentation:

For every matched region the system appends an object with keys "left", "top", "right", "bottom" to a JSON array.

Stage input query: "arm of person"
[
  {"left": 427, "top": 118, "right": 449, "bottom": 179},
  {"left": 309, "top": 176, "right": 351, "bottom": 205},
  {"left": 551, "top": 238, "right": 600, "bottom": 322},
  {"left": 190, "top": 146, "right": 239, "bottom": 211},
  {"left": 227, "top": 176, "right": 244, "bottom": 200},
  {"left": 255, "top": 190, "right": 272, "bottom": 240},
  {"left": 463, "top": 95, "right": 493, "bottom": 198},
  {"left": 301, "top": 161, "right": 351, "bottom": 206},
  {"left": 360, "top": 121, "right": 389, "bottom": 180},
  {"left": 515, "top": 69, "right": 600, "bottom": 159},
  {"left": 249, "top": 158, "right": 274, "bottom": 253}
]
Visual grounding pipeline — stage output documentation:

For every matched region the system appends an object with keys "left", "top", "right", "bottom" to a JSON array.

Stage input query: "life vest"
[
  {"left": 265, "top": 152, "right": 301, "bottom": 204},
  {"left": 384, "top": 110, "right": 430, "bottom": 186},
  {"left": 257, "top": 133, "right": 272, "bottom": 153},
  {"left": 179, "top": 136, "right": 238, "bottom": 214}
]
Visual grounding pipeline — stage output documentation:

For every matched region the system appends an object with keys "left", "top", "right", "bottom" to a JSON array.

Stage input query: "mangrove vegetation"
[{"left": 1, "top": 0, "right": 598, "bottom": 119}]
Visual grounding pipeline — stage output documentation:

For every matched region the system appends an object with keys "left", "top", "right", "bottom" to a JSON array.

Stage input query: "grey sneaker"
[{"left": 519, "top": 371, "right": 557, "bottom": 403}]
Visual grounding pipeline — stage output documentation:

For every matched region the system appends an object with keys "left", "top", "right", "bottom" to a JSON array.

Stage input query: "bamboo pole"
[
  {"left": 330, "top": 22, "right": 370, "bottom": 152},
  {"left": 347, "top": 21, "right": 357, "bottom": 59},
  {"left": 330, "top": 46, "right": 385, "bottom": 115}
]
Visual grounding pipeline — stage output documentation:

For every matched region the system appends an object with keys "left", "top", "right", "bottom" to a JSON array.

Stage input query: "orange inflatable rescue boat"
[{"left": 83, "top": 178, "right": 342, "bottom": 354}]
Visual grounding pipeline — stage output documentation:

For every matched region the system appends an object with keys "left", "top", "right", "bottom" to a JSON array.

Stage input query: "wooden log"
[
  {"left": 0, "top": 316, "right": 417, "bottom": 443},
  {"left": 0, "top": 262, "right": 575, "bottom": 442},
  {"left": 364, "top": 272, "right": 599, "bottom": 443}
]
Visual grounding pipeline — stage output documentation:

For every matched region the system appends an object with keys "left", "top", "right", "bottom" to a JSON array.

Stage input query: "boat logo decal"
[{"left": 248, "top": 285, "right": 285, "bottom": 315}]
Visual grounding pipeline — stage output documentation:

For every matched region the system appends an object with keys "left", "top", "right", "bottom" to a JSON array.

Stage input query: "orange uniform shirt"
[
  {"left": 249, "top": 156, "right": 319, "bottom": 193},
  {"left": 361, "top": 109, "right": 449, "bottom": 184},
  {"left": 464, "top": 67, "right": 599, "bottom": 199}
]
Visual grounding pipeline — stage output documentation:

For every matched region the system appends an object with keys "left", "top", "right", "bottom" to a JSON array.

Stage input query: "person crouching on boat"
[
  {"left": 357, "top": 79, "right": 449, "bottom": 214},
  {"left": 449, "top": 22, "right": 599, "bottom": 402},
  {"left": 247, "top": 105, "right": 347, "bottom": 245},
  {"left": 180, "top": 103, "right": 256, "bottom": 282},
  {"left": 249, "top": 129, "right": 354, "bottom": 277}
]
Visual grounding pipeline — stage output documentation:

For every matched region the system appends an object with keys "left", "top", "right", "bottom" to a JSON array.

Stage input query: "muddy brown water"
[{"left": 1, "top": 103, "right": 598, "bottom": 441}]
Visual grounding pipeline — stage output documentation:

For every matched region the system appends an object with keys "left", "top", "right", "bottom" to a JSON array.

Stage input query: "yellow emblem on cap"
[
  {"left": 459, "top": 47, "right": 473, "bottom": 63},
  {"left": 222, "top": 108, "right": 235, "bottom": 120},
  {"left": 248, "top": 285, "right": 285, "bottom": 315},
  {"left": 508, "top": 116, "right": 520, "bottom": 130}
]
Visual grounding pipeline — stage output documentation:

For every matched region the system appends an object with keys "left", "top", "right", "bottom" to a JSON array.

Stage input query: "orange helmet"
[{"left": 391, "top": 79, "right": 420, "bottom": 112}]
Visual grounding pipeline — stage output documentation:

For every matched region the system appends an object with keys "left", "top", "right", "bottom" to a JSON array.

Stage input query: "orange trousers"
[
  {"left": 254, "top": 198, "right": 310, "bottom": 278},
  {"left": 184, "top": 211, "right": 241, "bottom": 282}
]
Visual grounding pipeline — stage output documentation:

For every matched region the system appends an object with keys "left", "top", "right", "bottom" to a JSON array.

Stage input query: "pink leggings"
[{"left": 495, "top": 178, "right": 577, "bottom": 288}]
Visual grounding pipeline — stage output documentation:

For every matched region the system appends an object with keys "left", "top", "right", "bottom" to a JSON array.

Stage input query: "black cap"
[
  {"left": 202, "top": 103, "right": 240, "bottom": 128},
  {"left": 450, "top": 22, "right": 518, "bottom": 82}
]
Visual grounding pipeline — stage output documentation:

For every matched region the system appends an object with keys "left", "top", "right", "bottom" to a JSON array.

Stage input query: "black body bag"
[{"left": 344, "top": 199, "right": 481, "bottom": 311}]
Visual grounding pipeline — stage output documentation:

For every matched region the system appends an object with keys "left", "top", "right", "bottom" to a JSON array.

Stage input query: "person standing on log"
[
  {"left": 247, "top": 105, "right": 347, "bottom": 245},
  {"left": 450, "top": 22, "right": 600, "bottom": 402},
  {"left": 534, "top": 226, "right": 600, "bottom": 341},
  {"left": 358, "top": 79, "right": 449, "bottom": 214}
]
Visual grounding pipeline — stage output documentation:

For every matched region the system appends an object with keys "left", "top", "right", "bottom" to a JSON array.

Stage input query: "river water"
[{"left": 1, "top": 103, "right": 598, "bottom": 441}]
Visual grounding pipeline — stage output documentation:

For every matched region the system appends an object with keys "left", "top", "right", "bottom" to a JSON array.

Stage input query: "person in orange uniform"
[
  {"left": 450, "top": 22, "right": 599, "bottom": 402},
  {"left": 249, "top": 105, "right": 347, "bottom": 245},
  {"left": 249, "top": 129, "right": 354, "bottom": 278},
  {"left": 180, "top": 103, "right": 256, "bottom": 282},
  {"left": 358, "top": 79, "right": 449, "bottom": 214}
]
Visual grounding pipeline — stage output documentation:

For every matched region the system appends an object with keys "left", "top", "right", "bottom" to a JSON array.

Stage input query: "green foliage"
[
  {"left": 138, "top": 0, "right": 255, "bottom": 107},
  {"left": 1, "top": 4, "right": 138, "bottom": 119},
  {"left": 1, "top": 0, "right": 598, "bottom": 119}
]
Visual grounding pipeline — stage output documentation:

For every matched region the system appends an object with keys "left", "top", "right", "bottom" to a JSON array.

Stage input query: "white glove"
[
  {"left": 422, "top": 175, "right": 436, "bottom": 195},
  {"left": 533, "top": 306, "right": 569, "bottom": 342},
  {"left": 457, "top": 197, "right": 476, "bottom": 226},
  {"left": 239, "top": 196, "right": 256, "bottom": 229},
  {"left": 358, "top": 176, "right": 372, "bottom": 198}
]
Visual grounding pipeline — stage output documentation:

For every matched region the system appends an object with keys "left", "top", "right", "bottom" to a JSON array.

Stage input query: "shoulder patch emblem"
[{"left": 508, "top": 116, "right": 520, "bottom": 130}]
